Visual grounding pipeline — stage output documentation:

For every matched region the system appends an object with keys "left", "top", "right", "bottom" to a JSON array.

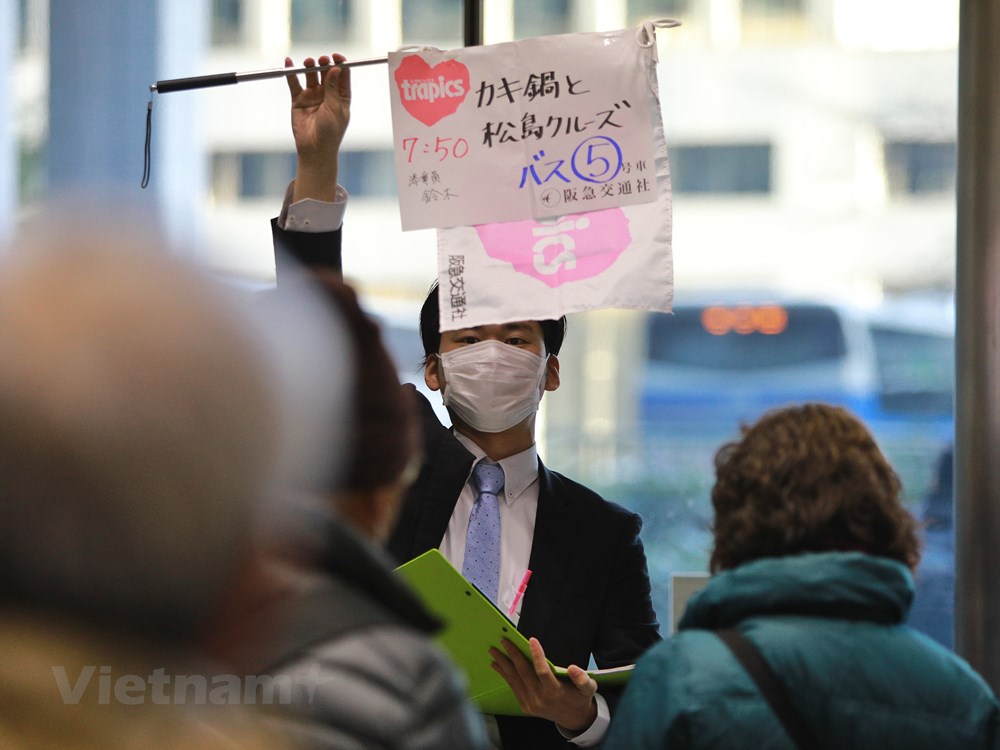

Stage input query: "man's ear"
[
  {"left": 424, "top": 354, "right": 442, "bottom": 392},
  {"left": 544, "top": 354, "right": 560, "bottom": 392}
]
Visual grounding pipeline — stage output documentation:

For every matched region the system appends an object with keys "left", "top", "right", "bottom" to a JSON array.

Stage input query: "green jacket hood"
[{"left": 679, "top": 551, "right": 914, "bottom": 630}]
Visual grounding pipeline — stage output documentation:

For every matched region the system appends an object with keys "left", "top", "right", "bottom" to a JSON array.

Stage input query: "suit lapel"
[
  {"left": 516, "top": 461, "right": 578, "bottom": 648},
  {"left": 389, "top": 388, "right": 475, "bottom": 563},
  {"left": 408, "top": 429, "right": 474, "bottom": 557}
]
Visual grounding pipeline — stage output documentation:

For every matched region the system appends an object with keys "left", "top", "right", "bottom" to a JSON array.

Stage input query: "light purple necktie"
[{"left": 462, "top": 460, "right": 504, "bottom": 604}]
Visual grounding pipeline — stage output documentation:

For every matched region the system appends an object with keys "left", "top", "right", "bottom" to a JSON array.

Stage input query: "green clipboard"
[{"left": 395, "top": 548, "right": 634, "bottom": 716}]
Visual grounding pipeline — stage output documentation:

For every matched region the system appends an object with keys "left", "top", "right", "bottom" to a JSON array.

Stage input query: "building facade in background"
[{"left": 5, "top": 0, "right": 959, "bottom": 645}]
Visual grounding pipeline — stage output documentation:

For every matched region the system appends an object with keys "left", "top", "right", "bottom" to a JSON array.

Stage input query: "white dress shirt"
[
  {"left": 439, "top": 432, "right": 609, "bottom": 748},
  {"left": 279, "top": 182, "right": 348, "bottom": 232},
  {"left": 439, "top": 432, "right": 539, "bottom": 625}
]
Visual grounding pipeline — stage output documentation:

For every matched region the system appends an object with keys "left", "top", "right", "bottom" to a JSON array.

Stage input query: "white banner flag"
[
  {"left": 388, "top": 27, "right": 661, "bottom": 230},
  {"left": 433, "top": 27, "right": 674, "bottom": 330}
]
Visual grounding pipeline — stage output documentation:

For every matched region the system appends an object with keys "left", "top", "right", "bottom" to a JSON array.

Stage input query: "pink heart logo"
[
  {"left": 475, "top": 209, "right": 633, "bottom": 289},
  {"left": 394, "top": 55, "right": 471, "bottom": 127}
]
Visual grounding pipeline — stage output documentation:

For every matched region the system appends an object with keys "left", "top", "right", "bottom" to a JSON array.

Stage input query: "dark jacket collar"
[{"left": 320, "top": 518, "right": 441, "bottom": 634}]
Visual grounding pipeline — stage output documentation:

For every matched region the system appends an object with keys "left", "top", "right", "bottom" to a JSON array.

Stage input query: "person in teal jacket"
[{"left": 603, "top": 403, "right": 1000, "bottom": 750}]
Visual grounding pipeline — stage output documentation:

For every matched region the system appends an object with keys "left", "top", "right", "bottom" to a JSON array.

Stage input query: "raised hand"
[{"left": 285, "top": 53, "right": 351, "bottom": 202}]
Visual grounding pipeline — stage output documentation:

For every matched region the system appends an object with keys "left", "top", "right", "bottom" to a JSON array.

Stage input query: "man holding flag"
[{"left": 271, "top": 54, "right": 661, "bottom": 750}]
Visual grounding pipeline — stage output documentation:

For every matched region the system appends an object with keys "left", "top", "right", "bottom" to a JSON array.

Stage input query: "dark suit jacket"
[{"left": 273, "top": 219, "right": 661, "bottom": 749}]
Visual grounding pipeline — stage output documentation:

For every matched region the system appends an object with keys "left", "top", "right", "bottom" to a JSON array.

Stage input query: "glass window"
[
  {"left": 742, "top": 0, "right": 810, "bottom": 43},
  {"left": 627, "top": 0, "right": 689, "bottom": 27},
  {"left": 211, "top": 152, "right": 296, "bottom": 201},
  {"left": 743, "top": 0, "right": 805, "bottom": 15},
  {"left": 290, "top": 0, "right": 352, "bottom": 45},
  {"left": 240, "top": 152, "right": 296, "bottom": 198},
  {"left": 211, "top": 149, "right": 395, "bottom": 202},
  {"left": 513, "top": 0, "right": 570, "bottom": 39},
  {"left": 871, "top": 326, "right": 954, "bottom": 413},
  {"left": 18, "top": 0, "right": 45, "bottom": 52},
  {"left": 210, "top": 0, "right": 243, "bottom": 47},
  {"left": 339, "top": 149, "right": 398, "bottom": 198},
  {"left": 185, "top": 0, "right": 957, "bottom": 651},
  {"left": 18, "top": 0, "right": 29, "bottom": 50},
  {"left": 402, "top": 0, "right": 463, "bottom": 47},
  {"left": 610, "top": 295, "right": 956, "bottom": 640},
  {"left": 669, "top": 144, "right": 772, "bottom": 194},
  {"left": 885, "top": 140, "right": 957, "bottom": 195}
]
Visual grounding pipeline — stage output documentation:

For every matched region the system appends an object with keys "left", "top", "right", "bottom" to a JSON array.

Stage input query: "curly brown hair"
[{"left": 709, "top": 403, "right": 921, "bottom": 573}]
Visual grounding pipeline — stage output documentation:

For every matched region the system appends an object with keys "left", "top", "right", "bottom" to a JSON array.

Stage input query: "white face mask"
[{"left": 439, "top": 340, "right": 549, "bottom": 433}]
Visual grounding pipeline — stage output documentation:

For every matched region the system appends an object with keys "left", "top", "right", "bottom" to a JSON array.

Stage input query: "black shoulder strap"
[{"left": 715, "top": 628, "right": 825, "bottom": 750}]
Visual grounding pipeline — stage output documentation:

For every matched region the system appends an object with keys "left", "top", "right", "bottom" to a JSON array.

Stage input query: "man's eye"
[
  {"left": 459, "top": 336, "right": 480, "bottom": 344},
  {"left": 506, "top": 337, "right": 528, "bottom": 346}
]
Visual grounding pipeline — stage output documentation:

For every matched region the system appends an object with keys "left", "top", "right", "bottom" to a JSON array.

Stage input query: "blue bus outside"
[{"left": 637, "top": 292, "right": 955, "bottom": 646}]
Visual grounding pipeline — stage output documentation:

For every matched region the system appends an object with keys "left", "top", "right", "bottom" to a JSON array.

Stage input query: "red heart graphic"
[{"left": 394, "top": 55, "right": 471, "bottom": 127}]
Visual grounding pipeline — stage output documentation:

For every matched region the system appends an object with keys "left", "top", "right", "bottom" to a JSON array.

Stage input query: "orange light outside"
[
  {"left": 701, "top": 306, "right": 732, "bottom": 335},
  {"left": 700, "top": 305, "right": 789, "bottom": 336},
  {"left": 753, "top": 305, "right": 789, "bottom": 335}
]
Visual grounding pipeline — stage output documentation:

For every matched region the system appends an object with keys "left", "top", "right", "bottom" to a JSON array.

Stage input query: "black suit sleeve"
[
  {"left": 271, "top": 217, "right": 343, "bottom": 282},
  {"left": 593, "top": 512, "right": 660, "bottom": 672}
]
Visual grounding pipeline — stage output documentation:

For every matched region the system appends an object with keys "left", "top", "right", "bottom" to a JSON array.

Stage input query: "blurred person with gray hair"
[{"left": 0, "top": 214, "right": 347, "bottom": 749}]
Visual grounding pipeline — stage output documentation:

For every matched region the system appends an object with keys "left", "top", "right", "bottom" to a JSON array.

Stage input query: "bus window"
[
  {"left": 870, "top": 325, "right": 954, "bottom": 414},
  {"left": 647, "top": 304, "right": 847, "bottom": 370}
]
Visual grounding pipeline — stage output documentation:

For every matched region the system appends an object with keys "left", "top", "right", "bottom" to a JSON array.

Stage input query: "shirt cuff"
[
  {"left": 558, "top": 693, "right": 610, "bottom": 747},
  {"left": 277, "top": 181, "right": 348, "bottom": 233}
]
